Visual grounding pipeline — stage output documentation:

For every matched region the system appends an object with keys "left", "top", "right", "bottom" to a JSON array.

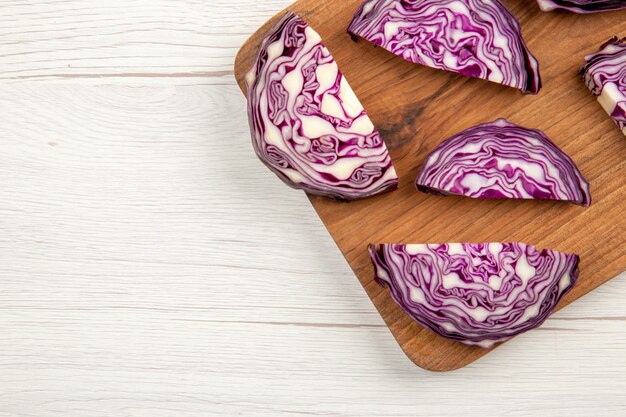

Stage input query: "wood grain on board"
[{"left": 234, "top": 0, "right": 626, "bottom": 371}]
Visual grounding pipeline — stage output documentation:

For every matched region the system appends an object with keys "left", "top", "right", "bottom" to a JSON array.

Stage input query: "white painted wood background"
[{"left": 0, "top": 1, "right": 625, "bottom": 416}]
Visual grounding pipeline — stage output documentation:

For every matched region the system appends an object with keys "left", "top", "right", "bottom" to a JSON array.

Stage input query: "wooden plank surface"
[
  {"left": 234, "top": 0, "right": 626, "bottom": 371},
  {"left": 3, "top": 1, "right": 626, "bottom": 416}
]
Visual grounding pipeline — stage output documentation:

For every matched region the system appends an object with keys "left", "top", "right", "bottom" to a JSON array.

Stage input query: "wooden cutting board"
[{"left": 234, "top": 0, "right": 626, "bottom": 371}]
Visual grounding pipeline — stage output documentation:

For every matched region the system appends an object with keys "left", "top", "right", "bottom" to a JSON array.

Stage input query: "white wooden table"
[{"left": 1, "top": 1, "right": 625, "bottom": 416}]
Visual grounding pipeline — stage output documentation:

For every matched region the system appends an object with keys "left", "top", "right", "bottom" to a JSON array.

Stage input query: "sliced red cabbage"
[
  {"left": 369, "top": 243, "right": 579, "bottom": 348},
  {"left": 415, "top": 119, "right": 591, "bottom": 206},
  {"left": 246, "top": 12, "right": 398, "bottom": 200},
  {"left": 347, "top": 0, "right": 541, "bottom": 94},
  {"left": 580, "top": 37, "right": 626, "bottom": 136},
  {"left": 537, "top": 0, "right": 626, "bottom": 13}
]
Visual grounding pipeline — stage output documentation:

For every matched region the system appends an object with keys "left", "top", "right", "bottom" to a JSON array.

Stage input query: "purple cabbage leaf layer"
[
  {"left": 369, "top": 242, "right": 579, "bottom": 348},
  {"left": 348, "top": 0, "right": 541, "bottom": 94},
  {"left": 246, "top": 12, "right": 398, "bottom": 200},
  {"left": 415, "top": 119, "right": 591, "bottom": 206},
  {"left": 580, "top": 37, "right": 626, "bottom": 136}
]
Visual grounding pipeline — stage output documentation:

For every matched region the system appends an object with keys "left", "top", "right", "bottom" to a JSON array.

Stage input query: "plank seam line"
[
  {"left": 3, "top": 70, "right": 233, "bottom": 80},
  {"left": 171, "top": 319, "right": 387, "bottom": 329}
]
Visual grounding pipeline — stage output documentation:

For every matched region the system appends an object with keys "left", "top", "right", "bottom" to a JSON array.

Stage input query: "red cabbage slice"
[
  {"left": 246, "top": 12, "right": 398, "bottom": 200},
  {"left": 348, "top": 0, "right": 541, "bottom": 94},
  {"left": 580, "top": 37, "right": 626, "bottom": 136},
  {"left": 537, "top": 0, "right": 626, "bottom": 13},
  {"left": 415, "top": 119, "right": 591, "bottom": 206},
  {"left": 369, "top": 243, "right": 579, "bottom": 348}
]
